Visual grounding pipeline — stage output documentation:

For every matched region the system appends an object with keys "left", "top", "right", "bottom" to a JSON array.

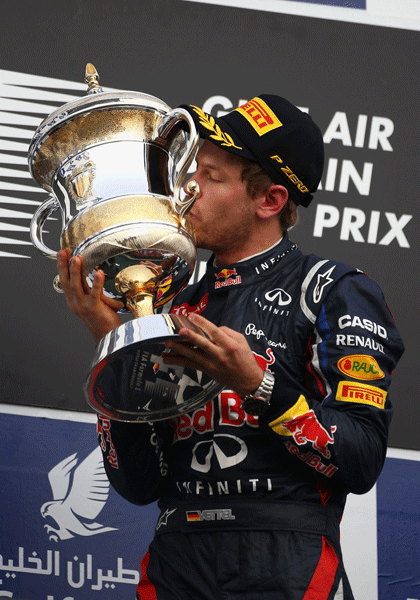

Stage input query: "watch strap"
[{"left": 241, "top": 371, "right": 275, "bottom": 416}]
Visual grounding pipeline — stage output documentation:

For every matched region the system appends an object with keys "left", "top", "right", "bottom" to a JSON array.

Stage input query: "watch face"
[{"left": 241, "top": 396, "right": 269, "bottom": 417}]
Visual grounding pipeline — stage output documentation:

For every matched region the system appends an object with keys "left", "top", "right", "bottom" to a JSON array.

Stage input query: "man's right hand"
[{"left": 57, "top": 250, "right": 124, "bottom": 344}]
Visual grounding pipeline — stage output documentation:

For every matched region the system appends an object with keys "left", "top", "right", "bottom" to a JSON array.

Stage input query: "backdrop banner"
[
  {"left": 1, "top": 0, "right": 417, "bottom": 449},
  {"left": 0, "top": 406, "right": 419, "bottom": 600},
  {"left": 0, "top": 408, "right": 160, "bottom": 600},
  {"left": 0, "top": 1, "right": 419, "bottom": 598}
]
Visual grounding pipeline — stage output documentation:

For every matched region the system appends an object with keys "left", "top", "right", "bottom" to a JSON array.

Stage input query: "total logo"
[
  {"left": 214, "top": 268, "right": 242, "bottom": 289},
  {"left": 171, "top": 293, "right": 208, "bottom": 316}
]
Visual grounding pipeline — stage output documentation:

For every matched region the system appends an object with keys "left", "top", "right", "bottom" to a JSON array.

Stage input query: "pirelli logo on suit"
[{"left": 336, "top": 381, "right": 387, "bottom": 409}]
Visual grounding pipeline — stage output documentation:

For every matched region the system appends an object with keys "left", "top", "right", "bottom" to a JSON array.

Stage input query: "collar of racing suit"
[{"left": 204, "top": 232, "right": 298, "bottom": 293}]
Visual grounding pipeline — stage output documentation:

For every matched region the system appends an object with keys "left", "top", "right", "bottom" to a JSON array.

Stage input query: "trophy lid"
[{"left": 28, "top": 64, "right": 172, "bottom": 188}]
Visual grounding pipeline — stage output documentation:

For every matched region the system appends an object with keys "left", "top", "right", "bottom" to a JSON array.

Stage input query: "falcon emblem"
[{"left": 40, "top": 447, "right": 117, "bottom": 542}]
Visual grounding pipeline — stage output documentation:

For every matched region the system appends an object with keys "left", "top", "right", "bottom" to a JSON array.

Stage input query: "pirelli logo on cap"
[
  {"left": 336, "top": 381, "right": 387, "bottom": 409},
  {"left": 236, "top": 98, "right": 283, "bottom": 136}
]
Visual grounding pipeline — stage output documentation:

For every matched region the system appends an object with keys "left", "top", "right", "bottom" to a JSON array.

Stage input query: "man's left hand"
[{"left": 164, "top": 313, "right": 264, "bottom": 397}]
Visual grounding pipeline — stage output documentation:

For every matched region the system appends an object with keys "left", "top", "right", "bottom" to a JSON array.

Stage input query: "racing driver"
[{"left": 57, "top": 94, "right": 405, "bottom": 600}]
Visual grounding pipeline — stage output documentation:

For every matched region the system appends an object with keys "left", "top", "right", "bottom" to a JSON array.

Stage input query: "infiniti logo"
[
  {"left": 265, "top": 288, "right": 292, "bottom": 306},
  {"left": 191, "top": 434, "right": 248, "bottom": 473}
]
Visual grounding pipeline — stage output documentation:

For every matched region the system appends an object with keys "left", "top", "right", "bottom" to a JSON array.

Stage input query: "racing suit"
[{"left": 97, "top": 233, "right": 404, "bottom": 600}]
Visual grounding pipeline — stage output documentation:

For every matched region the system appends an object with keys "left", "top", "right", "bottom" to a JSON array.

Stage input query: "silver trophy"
[{"left": 28, "top": 64, "right": 223, "bottom": 421}]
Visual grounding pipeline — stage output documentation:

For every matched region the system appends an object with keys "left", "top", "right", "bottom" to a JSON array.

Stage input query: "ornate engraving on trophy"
[{"left": 67, "top": 160, "right": 96, "bottom": 204}]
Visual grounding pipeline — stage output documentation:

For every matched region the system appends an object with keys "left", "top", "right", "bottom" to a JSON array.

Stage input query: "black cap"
[{"left": 180, "top": 95, "right": 324, "bottom": 207}]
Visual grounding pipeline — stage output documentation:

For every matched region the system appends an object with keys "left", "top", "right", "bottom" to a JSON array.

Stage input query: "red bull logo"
[
  {"left": 154, "top": 274, "right": 174, "bottom": 307},
  {"left": 214, "top": 268, "right": 242, "bottom": 289},
  {"left": 253, "top": 348, "right": 275, "bottom": 372},
  {"left": 276, "top": 410, "right": 336, "bottom": 459},
  {"left": 215, "top": 268, "right": 238, "bottom": 280},
  {"left": 97, "top": 417, "right": 118, "bottom": 468}
]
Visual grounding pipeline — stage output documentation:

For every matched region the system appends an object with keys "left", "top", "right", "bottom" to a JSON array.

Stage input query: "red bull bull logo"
[
  {"left": 274, "top": 409, "right": 336, "bottom": 459},
  {"left": 252, "top": 348, "right": 275, "bottom": 372},
  {"left": 154, "top": 275, "right": 174, "bottom": 307},
  {"left": 215, "top": 268, "right": 238, "bottom": 279},
  {"left": 214, "top": 268, "right": 242, "bottom": 289}
]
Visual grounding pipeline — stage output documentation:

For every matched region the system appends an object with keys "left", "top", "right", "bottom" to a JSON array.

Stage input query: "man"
[{"left": 57, "top": 95, "right": 404, "bottom": 600}]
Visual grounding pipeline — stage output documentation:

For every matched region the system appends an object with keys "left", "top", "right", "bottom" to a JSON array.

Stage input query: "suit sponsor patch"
[
  {"left": 336, "top": 381, "right": 386, "bottom": 408},
  {"left": 337, "top": 354, "right": 384, "bottom": 380}
]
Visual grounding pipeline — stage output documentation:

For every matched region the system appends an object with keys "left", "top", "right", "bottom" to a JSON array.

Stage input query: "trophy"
[{"left": 28, "top": 64, "right": 223, "bottom": 422}]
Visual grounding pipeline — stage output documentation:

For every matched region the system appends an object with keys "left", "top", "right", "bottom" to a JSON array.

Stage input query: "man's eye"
[{"left": 207, "top": 174, "right": 220, "bottom": 182}]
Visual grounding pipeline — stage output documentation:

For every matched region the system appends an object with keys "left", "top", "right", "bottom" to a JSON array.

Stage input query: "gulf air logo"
[
  {"left": 40, "top": 447, "right": 117, "bottom": 542},
  {"left": 337, "top": 354, "right": 384, "bottom": 380},
  {"left": 236, "top": 98, "right": 282, "bottom": 136}
]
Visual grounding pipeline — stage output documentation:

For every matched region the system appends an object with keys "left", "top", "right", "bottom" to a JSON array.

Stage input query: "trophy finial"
[{"left": 85, "top": 63, "right": 103, "bottom": 94}]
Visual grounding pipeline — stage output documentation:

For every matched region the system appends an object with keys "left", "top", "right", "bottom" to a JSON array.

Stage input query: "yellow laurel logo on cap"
[
  {"left": 236, "top": 98, "right": 283, "bottom": 136},
  {"left": 191, "top": 106, "right": 242, "bottom": 149}
]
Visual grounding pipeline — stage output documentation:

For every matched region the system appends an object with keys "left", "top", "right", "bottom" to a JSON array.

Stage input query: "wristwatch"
[{"left": 241, "top": 371, "right": 275, "bottom": 416}]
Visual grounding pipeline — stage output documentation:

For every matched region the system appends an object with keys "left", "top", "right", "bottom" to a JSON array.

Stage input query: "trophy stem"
[
  {"left": 115, "top": 264, "right": 160, "bottom": 318},
  {"left": 126, "top": 290, "right": 155, "bottom": 318}
]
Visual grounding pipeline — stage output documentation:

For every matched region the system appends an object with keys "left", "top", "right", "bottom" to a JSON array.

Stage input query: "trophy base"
[{"left": 84, "top": 314, "right": 224, "bottom": 422}]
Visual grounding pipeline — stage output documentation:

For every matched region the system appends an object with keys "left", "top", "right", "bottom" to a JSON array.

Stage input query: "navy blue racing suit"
[{"left": 97, "top": 234, "right": 404, "bottom": 600}]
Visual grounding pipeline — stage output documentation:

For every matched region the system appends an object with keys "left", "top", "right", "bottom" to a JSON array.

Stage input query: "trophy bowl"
[{"left": 28, "top": 64, "right": 224, "bottom": 421}]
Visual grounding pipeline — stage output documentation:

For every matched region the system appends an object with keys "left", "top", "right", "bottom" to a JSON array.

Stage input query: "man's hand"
[
  {"left": 57, "top": 250, "right": 124, "bottom": 344},
  {"left": 164, "top": 313, "right": 264, "bottom": 397}
]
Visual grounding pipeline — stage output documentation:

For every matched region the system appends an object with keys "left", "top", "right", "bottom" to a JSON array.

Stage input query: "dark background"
[{"left": 1, "top": 0, "right": 418, "bottom": 448}]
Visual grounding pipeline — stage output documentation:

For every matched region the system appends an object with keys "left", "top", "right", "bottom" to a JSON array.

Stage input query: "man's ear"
[{"left": 256, "top": 185, "right": 289, "bottom": 219}]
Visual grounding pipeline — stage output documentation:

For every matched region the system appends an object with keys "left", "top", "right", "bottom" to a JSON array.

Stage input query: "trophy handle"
[
  {"left": 30, "top": 194, "right": 61, "bottom": 259},
  {"left": 156, "top": 108, "right": 200, "bottom": 219}
]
